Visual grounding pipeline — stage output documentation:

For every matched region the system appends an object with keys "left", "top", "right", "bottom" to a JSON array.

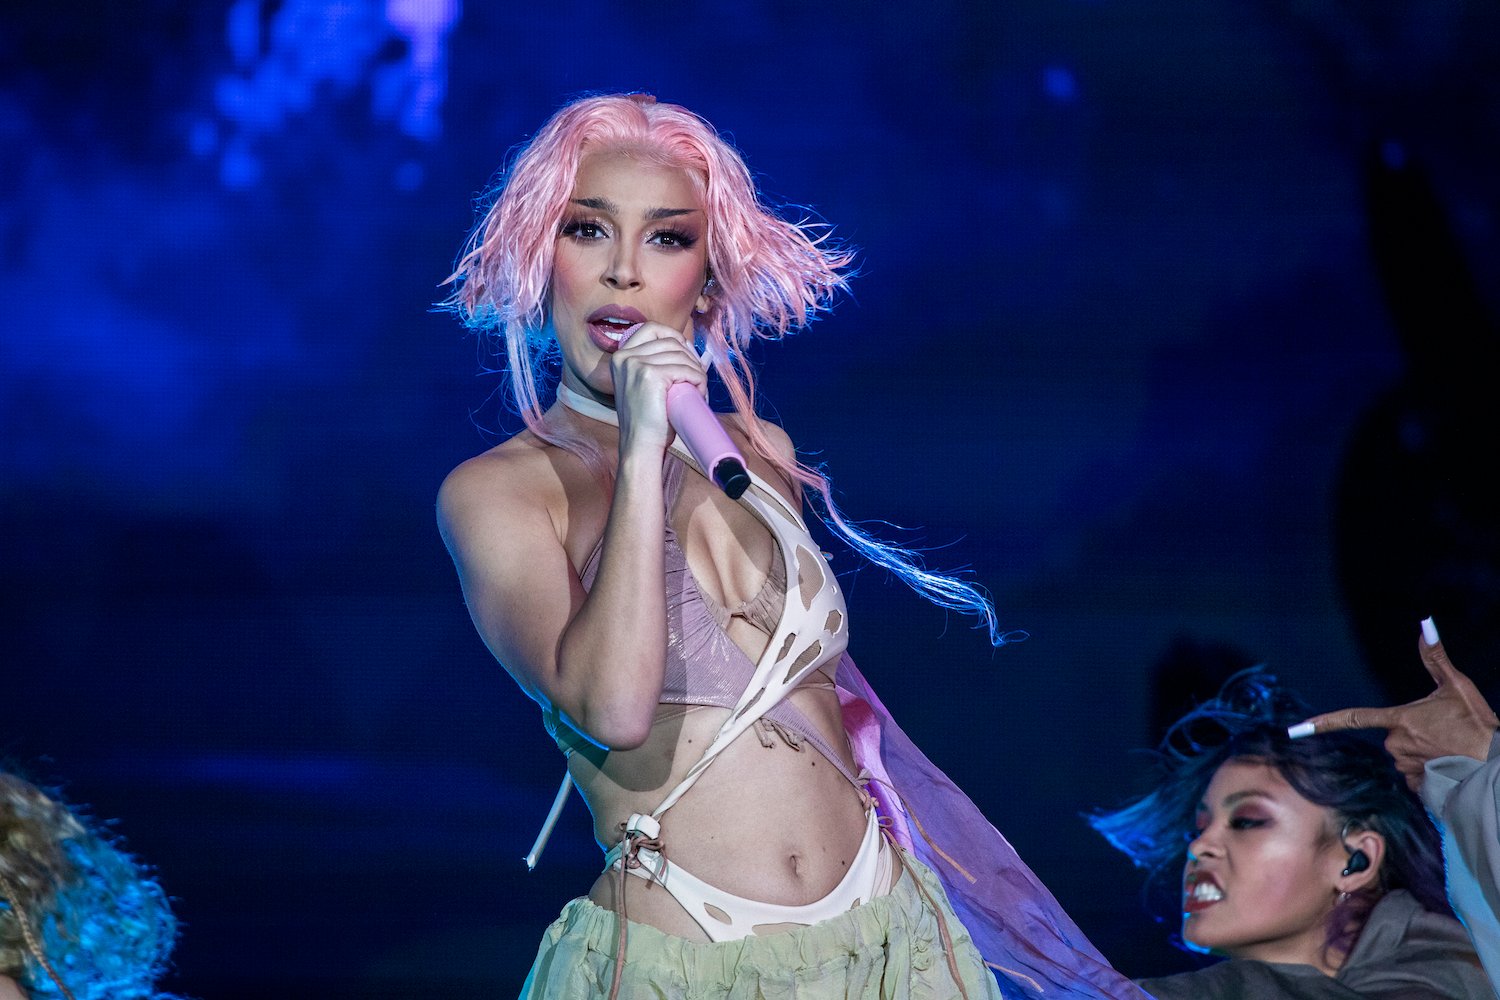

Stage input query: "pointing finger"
[{"left": 1288, "top": 706, "right": 1402, "bottom": 738}]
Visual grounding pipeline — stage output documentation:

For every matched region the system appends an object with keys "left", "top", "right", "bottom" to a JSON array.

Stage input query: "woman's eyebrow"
[
  {"left": 569, "top": 196, "right": 616, "bottom": 212},
  {"left": 568, "top": 197, "right": 699, "bottom": 221},
  {"left": 1221, "top": 789, "right": 1274, "bottom": 807}
]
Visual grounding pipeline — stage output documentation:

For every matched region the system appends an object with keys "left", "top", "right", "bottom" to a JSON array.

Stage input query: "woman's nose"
[
  {"left": 1187, "top": 828, "right": 1220, "bottom": 861},
  {"left": 603, "top": 244, "right": 640, "bottom": 289}
]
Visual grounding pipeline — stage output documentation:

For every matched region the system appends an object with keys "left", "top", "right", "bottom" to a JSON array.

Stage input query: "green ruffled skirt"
[{"left": 519, "top": 851, "right": 1006, "bottom": 999}]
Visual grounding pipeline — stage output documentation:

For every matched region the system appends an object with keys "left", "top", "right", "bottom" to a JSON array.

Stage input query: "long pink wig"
[{"left": 446, "top": 93, "right": 1006, "bottom": 643}]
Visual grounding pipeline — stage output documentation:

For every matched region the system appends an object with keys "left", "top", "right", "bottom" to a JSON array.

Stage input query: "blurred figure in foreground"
[{"left": 0, "top": 771, "right": 178, "bottom": 1000}]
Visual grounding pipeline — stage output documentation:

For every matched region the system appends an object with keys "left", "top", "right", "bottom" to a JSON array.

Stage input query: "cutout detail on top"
[{"left": 796, "top": 546, "right": 824, "bottom": 610}]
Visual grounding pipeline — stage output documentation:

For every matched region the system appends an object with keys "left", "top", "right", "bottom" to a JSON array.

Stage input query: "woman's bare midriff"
[{"left": 576, "top": 683, "right": 871, "bottom": 942}]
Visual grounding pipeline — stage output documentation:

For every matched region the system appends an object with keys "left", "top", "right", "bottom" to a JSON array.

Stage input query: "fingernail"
[
  {"left": 1287, "top": 722, "right": 1316, "bottom": 740},
  {"left": 1421, "top": 617, "right": 1440, "bottom": 646}
]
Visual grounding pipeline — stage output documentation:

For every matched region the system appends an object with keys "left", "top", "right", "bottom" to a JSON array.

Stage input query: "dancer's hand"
[{"left": 1292, "top": 620, "right": 1498, "bottom": 791}]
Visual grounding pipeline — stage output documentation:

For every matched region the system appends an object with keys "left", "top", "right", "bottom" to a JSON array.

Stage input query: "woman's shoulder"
[
  {"left": 723, "top": 411, "right": 802, "bottom": 498},
  {"left": 441, "top": 432, "right": 543, "bottom": 496},
  {"left": 437, "top": 433, "right": 567, "bottom": 539},
  {"left": 1338, "top": 890, "right": 1490, "bottom": 997},
  {"left": 717, "top": 409, "right": 795, "bottom": 464},
  {"left": 724, "top": 411, "right": 795, "bottom": 455},
  {"left": 1136, "top": 961, "right": 1337, "bottom": 1000}
]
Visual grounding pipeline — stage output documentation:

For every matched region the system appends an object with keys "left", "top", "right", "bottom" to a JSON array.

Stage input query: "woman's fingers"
[
  {"left": 614, "top": 357, "right": 705, "bottom": 393},
  {"left": 1418, "top": 636, "right": 1470, "bottom": 694},
  {"left": 619, "top": 319, "right": 694, "bottom": 352},
  {"left": 1287, "top": 620, "right": 1496, "bottom": 774},
  {"left": 617, "top": 325, "right": 705, "bottom": 380},
  {"left": 1289, "top": 705, "right": 1403, "bottom": 738},
  {"left": 608, "top": 321, "right": 708, "bottom": 451},
  {"left": 680, "top": 313, "right": 710, "bottom": 397},
  {"left": 1416, "top": 619, "right": 1499, "bottom": 729}
]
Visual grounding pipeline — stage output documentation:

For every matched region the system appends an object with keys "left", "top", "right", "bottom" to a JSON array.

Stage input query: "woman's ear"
[
  {"left": 1337, "top": 830, "right": 1386, "bottom": 894},
  {"left": 696, "top": 273, "right": 716, "bottom": 315}
]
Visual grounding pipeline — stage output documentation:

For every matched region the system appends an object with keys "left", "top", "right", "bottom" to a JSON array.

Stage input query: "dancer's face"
[
  {"left": 1181, "top": 759, "right": 1347, "bottom": 970},
  {"left": 550, "top": 149, "right": 711, "bottom": 397}
]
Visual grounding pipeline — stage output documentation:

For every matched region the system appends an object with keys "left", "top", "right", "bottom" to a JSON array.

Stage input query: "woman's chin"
[{"left": 1179, "top": 924, "right": 1222, "bottom": 957}]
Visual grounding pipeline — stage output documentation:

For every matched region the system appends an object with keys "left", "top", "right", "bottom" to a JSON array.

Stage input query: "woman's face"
[
  {"left": 1181, "top": 758, "right": 1347, "bottom": 971},
  {"left": 550, "top": 149, "right": 711, "bottom": 398}
]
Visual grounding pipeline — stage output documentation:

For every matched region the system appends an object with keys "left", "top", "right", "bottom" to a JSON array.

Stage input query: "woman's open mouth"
[
  {"left": 1183, "top": 874, "right": 1224, "bottom": 913},
  {"left": 586, "top": 306, "right": 647, "bottom": 351}
]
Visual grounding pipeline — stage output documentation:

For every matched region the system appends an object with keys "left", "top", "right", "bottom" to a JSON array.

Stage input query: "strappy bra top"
[{"left": 539, "top": 392, "right": 853, "bottom": 788}]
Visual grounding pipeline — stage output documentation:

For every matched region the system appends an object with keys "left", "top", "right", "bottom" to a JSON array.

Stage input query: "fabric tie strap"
[{"left": 609, "top": 813, "right": 667, "bottom": 999}]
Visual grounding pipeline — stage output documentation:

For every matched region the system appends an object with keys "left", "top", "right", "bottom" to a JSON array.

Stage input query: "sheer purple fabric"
[{"left": 836, "top": 652, "right": 1153, "bottom": 1000}]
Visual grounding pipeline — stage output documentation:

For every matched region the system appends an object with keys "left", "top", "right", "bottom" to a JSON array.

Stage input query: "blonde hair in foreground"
[{"left": 0, "top": 772, "right": 178, "bottom": 1000}]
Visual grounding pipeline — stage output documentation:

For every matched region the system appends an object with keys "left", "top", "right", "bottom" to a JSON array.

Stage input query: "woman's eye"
[
  {"left": 560, "top": 220, "right": 606, "bottom": 240},
  {"left": 649, "top": 228, "right": 697, "bottom": 249},
  {"left": 1228, "top": 816, "right": 1267, "bottom": 830}
]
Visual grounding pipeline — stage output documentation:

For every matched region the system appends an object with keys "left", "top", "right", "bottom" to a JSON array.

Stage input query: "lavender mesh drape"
[{"left": 836, "top": 653, "right": 1154, "bottom": 1000}]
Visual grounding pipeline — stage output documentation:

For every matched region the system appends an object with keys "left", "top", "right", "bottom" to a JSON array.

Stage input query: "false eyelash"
[
  {"left": 559, "top": 218, "right": 607, "bottom": 239},
  {"left": 649, "top": 228, "right": 698, "bottom": 249}
]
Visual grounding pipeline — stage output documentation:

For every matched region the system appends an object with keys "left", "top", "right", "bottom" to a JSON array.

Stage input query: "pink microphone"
[{"left": 665, "top": 382, "right": 750, "bottom": 498}]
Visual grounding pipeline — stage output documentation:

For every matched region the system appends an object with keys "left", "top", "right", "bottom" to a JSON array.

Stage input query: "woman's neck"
[{"left": 556, "top": 383, "right": 618, "bottom": 424}]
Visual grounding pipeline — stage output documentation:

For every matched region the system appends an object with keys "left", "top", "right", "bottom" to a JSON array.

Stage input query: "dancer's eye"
[{"left": 560, "top": 219, "right": 608, "bottom": 241}]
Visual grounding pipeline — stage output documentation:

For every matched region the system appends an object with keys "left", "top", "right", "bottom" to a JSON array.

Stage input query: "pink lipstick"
[{"left": 586, "top": 305, "right": 647, "bottom": 352}]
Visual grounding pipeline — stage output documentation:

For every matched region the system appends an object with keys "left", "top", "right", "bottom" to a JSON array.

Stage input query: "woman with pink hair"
[{"left": 438, "top": 92, "right": 1145, "bottom": 999}]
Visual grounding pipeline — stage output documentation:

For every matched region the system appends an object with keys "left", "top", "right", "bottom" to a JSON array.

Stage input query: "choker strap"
[
  {"left": 556, "top": 384, "right": 712, "bottom": 477},
  {"left": 556, "top": 383, "right": 620, "bottom": 426}
]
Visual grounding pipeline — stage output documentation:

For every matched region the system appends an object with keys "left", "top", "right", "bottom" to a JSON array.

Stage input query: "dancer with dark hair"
[
  {"left": 438, "top": 92, "right": 1147, "bottom": 998},
  {"left": 1090, "top": 668, "right": 1490, "bottom": 998},
  {"left": 0, "top": 771, "right": 178, "bottom": 1000}
]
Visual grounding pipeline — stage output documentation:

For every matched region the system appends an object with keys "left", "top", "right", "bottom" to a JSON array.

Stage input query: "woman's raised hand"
[
  {"left": 1291, "top": 619, "right": 1499, "bottom": 790},
  {"left": 609, "top": 315, "right": 705, "bottom": 454}
]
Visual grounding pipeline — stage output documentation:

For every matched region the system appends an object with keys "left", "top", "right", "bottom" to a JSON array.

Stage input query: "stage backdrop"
[{"left": 3, "top": 2, "right": 1497, "bottom": 996}]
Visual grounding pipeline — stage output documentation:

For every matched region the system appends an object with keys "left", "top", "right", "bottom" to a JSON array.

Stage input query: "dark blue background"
[{"left": 3, "top": 2, "right": 1498, "bottom": 996}]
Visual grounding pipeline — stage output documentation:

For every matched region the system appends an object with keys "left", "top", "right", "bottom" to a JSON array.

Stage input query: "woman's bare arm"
[
  {"left": 438, "top": 324, "right": 708, "bottom": 750},
  {"left": 437, "top": 443, "right": 669, "bottom": 750}
]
